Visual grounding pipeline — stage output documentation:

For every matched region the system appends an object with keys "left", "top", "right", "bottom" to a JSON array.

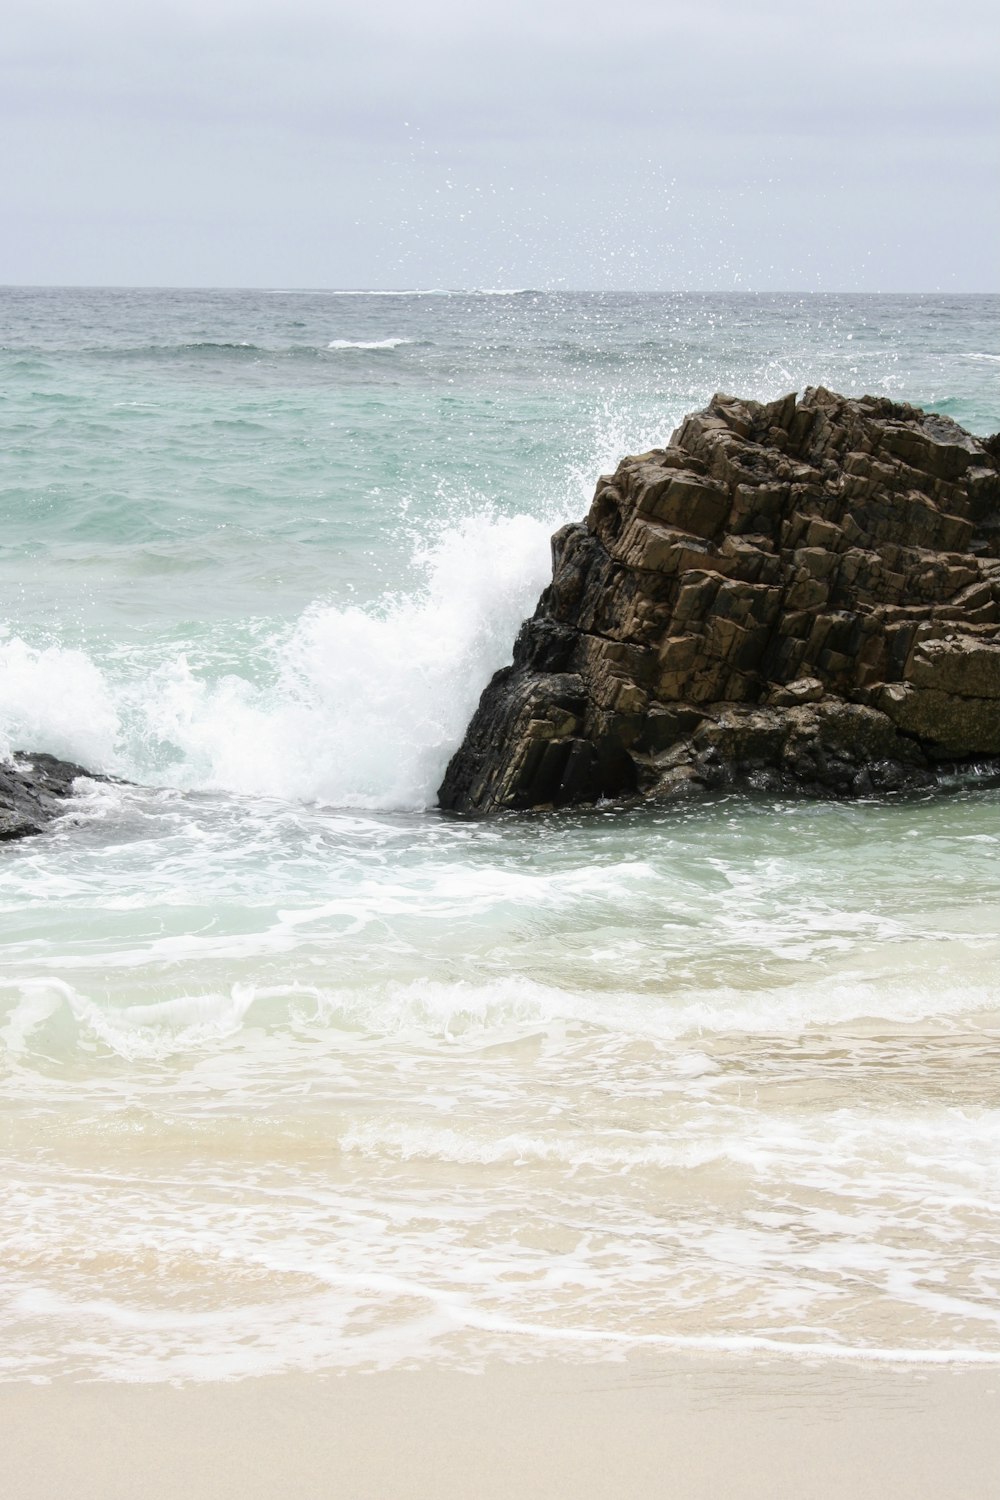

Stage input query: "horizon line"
[{"left": 1, "top": 284, "right": 998, "bottom": 297}]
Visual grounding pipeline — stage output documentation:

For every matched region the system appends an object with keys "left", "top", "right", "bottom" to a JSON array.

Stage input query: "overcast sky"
[{"left": 2, "top": 0, "right": 997, "bottom": 290}]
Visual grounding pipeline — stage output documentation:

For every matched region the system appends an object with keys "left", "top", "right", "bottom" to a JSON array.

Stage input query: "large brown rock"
[{"left": 439, "top": 388, "right": 1000, "bottom": 813}]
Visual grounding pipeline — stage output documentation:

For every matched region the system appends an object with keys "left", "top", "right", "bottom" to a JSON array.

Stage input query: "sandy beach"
[{"left": 4, "top": 1356, "right": 999, "bottom": 1500}]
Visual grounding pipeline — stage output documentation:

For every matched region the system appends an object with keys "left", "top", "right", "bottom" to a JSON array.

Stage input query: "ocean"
[{"left": 2, "top": 286, "right": 1000, "bottom": 1382}]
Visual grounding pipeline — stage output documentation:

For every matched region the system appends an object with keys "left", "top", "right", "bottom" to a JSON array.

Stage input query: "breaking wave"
[
  {"left": 327, "top": 337, "right": 412, "bottom": 350},
  {"left": 0, "top": 510, "right": 555, "bottom": 809}
]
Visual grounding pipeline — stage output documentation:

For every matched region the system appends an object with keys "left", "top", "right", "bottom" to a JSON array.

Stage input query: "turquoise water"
[{"left": 2, "top": 289, "right": 1000, "bottom": 1380}]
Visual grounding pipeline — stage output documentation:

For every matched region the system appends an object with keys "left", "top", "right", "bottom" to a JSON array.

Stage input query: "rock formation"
[
  {"left": 0, "top": 753, "right": 102, "bottom": 840},
  {"left": 439, "top": 388, "right": 1000, "bottom": 813}
]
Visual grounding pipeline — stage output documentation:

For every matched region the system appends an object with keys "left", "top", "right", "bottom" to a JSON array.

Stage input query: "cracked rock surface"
[{"left": 439, "top": 387, "right": 1000, "bottom": 813}]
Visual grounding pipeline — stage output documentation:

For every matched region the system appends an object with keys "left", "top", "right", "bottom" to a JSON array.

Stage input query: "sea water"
[{"left": 1, "top": 287, "right": 999, "bottom": 1381}]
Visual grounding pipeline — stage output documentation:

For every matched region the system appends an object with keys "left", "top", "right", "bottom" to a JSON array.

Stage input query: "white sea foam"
[
  {"left": 0, "top": 978, "right": 259, "bottom": 1062},
  {"left": 338, "top": 1119, "right": 733, "bottom": 1170},
  {"left": 4, "top": 952, "right": 1000, "bottom": 1380},
  {"left": 0, "top": 633, "right": 119, "bottom": 766},
  {"left": 0, "top": 509, "right": 555, "bottom": 808},
  {"left": 4, "top": 962, "right": 997, "bottom": 1064},
  {"left": 5, "top": 1076, "right": 1000, "bottom": 1381},
  {"left": 336, "top": 971, "right": 1000, "bottom": 1044},
  {"left": 143, "top": 510, "right": 552, "bottom": 806},
  {"left": 326, "top": 337, "right": 413, "bottom": 350}
]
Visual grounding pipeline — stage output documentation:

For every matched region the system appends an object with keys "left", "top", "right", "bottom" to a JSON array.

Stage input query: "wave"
[
  {"left": 265, "top": 289, "right": 537, "bottom": 298},
  {"left": 0, "top": 635, "right": 119, "bottom": 768},
  {"left": 12, "top": 1267, "right": 1000, "bottom": 1385},
  {"left": 326, "top": 337, "right": 412, "bottom": 351},
  {"left": 84, "top": 340, "right": 272, "bottom": 361},
  {"left": 87, "top": 339, "right": 420, "bottom": 361},
  {"left": 137, "top": 340, "right": 263, "bottom": 355},
  {"left": 4, "top": 964, "right": 997, "bottom": 1064},
  {"left": 277, "top": 288, "right": 453, "bottom": 298},
  {"left": 0, "top": 509, "right": 556, "bottom": 808}
]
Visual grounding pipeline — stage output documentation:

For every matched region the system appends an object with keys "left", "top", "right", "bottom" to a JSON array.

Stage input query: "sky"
[{"left": 2, "top": 0, "right": 997, "bottom": 290}]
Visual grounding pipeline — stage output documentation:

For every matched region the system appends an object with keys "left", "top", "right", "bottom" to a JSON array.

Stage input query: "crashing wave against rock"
[{"left": 438, "top": 388, "right": 1000, "bottom": 813}]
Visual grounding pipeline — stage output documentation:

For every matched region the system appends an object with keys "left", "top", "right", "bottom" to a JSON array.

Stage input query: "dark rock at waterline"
[
  {"left": 0, "top": 753, "right": 103, "bottom": 841},
  {"left": 438, "top": 388, "right": 1000, "bottom": 813}
]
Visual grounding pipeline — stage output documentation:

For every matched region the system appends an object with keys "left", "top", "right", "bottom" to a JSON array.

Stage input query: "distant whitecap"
[{"left": 326, "top": 337, "right": 413, "bottom": 350}]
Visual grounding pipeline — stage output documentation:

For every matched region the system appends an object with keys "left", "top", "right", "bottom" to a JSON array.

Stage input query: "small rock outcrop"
[
  {"left": 439, "top": 388, "right": 1000, "bottom": 813},
  {"left": 0, "top": 753, "right": 101, "bottom": 840}
]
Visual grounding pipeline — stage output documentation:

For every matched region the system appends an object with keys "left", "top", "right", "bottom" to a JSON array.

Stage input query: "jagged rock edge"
[{"left": 438, "top": 388, "right": 1000, "bottom": 814}]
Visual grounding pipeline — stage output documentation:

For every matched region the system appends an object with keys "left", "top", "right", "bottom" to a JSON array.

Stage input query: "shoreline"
[{"left": 4, "top": 1355, "right": 999, "bottom": 1500}]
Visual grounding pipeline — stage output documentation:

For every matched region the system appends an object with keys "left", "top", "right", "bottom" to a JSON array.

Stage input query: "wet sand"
[{"left": 3, "top": 1356, "right": 999, "bottom": 1500}]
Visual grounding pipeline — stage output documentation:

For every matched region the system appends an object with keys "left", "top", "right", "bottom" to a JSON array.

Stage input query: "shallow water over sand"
[{"left": 3, "top": 785, "right": 1000, "bottom": 1379}]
